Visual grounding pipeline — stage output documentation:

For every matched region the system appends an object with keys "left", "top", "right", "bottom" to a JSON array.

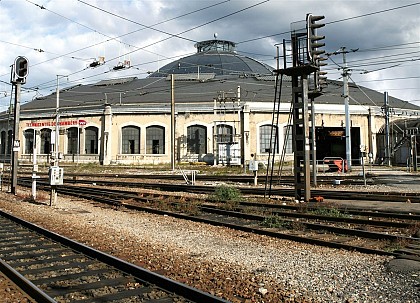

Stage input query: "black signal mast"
[{"left": 276, "top": 14, "right": 326, "bottom": 202}]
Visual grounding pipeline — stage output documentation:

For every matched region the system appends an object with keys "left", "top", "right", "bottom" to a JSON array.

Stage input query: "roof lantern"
[
  {"left": 147, "top": 33, "right": 272, "bottom": 78},
  {"left": 194, "top": 39, "right": 236, "bottom": 53}
]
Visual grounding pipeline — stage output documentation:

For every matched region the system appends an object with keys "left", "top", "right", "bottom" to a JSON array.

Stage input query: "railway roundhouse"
[{"left": 1, "top": 38, "right": 419, "bottom": 167}]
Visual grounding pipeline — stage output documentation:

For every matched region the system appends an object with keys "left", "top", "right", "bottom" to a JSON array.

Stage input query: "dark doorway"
[{"left": 316, "top": 127, "right": 361, "bottom": 164}]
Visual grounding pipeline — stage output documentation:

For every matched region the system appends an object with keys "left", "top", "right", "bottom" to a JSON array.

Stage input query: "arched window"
[
  {"left": 7, "top": 130, "right": 12, "bottom": 155},
  {"left": 67, "top": 127, "right": 79, "bottom": 154},
  {"left": 187, "top": 125, "right": 207, "bottom": 154},
  {"left": 40, "top": 128, "right": 51, "bottom": 154},
  {"left": 0, "top": 131, "right": 6, "bottom": 154},
  {"left": 146, "top": 126, "right": 165, "bottom": 154},
  {"left": 215, "top": 124, "right": 233, "bottom": 143},
  {"left": 24, "top": 129, "right": 35, "bottom": 154},
  {"left": 122, "top": 126, "right": 140, "bottom": 154},
  {"left": 259, "top": 124, "right": 279, "bottom": 154},
  {"left": 85, "top": 126, "right": 98, "bottom": 154}
]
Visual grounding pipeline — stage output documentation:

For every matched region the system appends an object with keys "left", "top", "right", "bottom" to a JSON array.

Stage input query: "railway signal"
[
  {"left": 12, "top": 56, "right": 29, "bottom": 84},
  {"left": 10, "top": 56, "right": 29, "bottom": 195},
  {"left": 306, "top": 14, "right": 327, "bottom": 91},
  {"left": 306, "top": 14, "right": 325, "bottom": 64}
]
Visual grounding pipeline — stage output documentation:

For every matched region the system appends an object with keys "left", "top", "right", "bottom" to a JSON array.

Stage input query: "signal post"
[
  {"left": 10, "top": 56, "right": 29, "bottom": 195},
  {"left": 276, "top": 14, "right": 326, "bottom": 202}
]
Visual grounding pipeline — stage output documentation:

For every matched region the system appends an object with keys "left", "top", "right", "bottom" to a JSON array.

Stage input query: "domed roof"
[{"left": 148, "top": 39, "right": 273, "bottom": 78}]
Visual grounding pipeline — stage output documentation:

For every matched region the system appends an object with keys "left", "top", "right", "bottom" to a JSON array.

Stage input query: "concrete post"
[{"left": 101, "top": 104, "right": 112, "bottom": 165}]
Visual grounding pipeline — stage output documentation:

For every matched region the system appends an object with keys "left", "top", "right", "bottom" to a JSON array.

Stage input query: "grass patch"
[
  {"left": 382, "top": 238, "right": 411, "bottom": 252},
  {"left": 209, "top": 185, "right": 242, "bottom": 211},
  {"left": 310, "top": 207, "right": 350, "bottom": 218},
  {"left": 209, "top": 185, "right": 242, "bottom": 202},
  {"left": 173, "top": 201, "right": 200, "bottom": 216},
  {"left": 261, "top": 216, "right": 291, "bottom": 229}
]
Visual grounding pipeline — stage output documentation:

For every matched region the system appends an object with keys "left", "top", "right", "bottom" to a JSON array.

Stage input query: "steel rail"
[
  {"left": 198, "top": 206, "right": 417, "bottom": 242},
  {"left": 239, "top": 201, "right": 420, "bottom": 219},
  {"left": 117, "top": 200, "right": 400, "bottom": 257},
  {"left": 18, "top": 177, "right": 420, "bottom": 203},
  {"left": 73, "top": 182, "right": 416, "bottom": 229},
  {"left": 0, "top": 209, "right": 230, "bottom": 303},
  {"left": 0, "top": 258, "right": 57, "bottom": 303},
  {"left": 19, "top": 179, "right": 420, "bottom": 219},
  {"left": 21, "top": 172, "right": 371, "bottom": 185},
  {"left": 17, "top": 182, "right": 405, "bottom": 256},
  {"left": 19, "top": 179, "right": 420, "bottom": 222},
  {"left": 47, "top": 183, "right": 420, "bottom": 225},
  {"left": 201, "top": 204, "right": 417, "bottom": 228}
]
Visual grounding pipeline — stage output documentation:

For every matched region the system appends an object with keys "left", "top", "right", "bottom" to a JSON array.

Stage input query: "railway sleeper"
[
  {"left": 395, "top": 248, "right": 420, "bottom": 258},
  {"left": 395, "top": 254, "right": 420, "bottom": 262},
  {"left": 46, "top": 276, "right": 136, "bottom": 297}
]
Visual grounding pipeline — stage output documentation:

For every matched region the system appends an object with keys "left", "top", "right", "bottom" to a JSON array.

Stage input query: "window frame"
[
  {"left": 122, "top": 126, "right": 141, "bottom": 154},
  {"left": 146, "top": 125, "right": 165, "bottom": 154},
  {"left": 259, "top": 124, "right": 279, "bottom": 154},
  {"left": 187, "top": 125, "right": 207, "bottom": 154}
]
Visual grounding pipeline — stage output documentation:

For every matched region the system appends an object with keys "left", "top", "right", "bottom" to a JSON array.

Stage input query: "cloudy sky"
[{"left": 0, "top": 0, "right": 419, "bottom": 111}]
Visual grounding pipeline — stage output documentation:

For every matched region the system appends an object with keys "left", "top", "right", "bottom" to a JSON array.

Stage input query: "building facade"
[{"left": 1, "top": 39, "right": 419, "bottom": 167}]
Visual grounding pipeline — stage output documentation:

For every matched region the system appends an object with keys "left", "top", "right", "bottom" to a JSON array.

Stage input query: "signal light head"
[
  {"left": 306, "top": 14, "right": 326, "bottom": 64},
  {"left": 13, "top": 56, "right": 29, "bottom": 83}
]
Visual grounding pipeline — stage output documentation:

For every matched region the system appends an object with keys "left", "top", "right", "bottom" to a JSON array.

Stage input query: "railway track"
[
  {"left": 19, "top": 176, "right": 420, "bottom": 203},
  {"left": 17, "top": 180, "right": 420, "bottom": 259},
  {"left": 21, "top": 172, "right": 373, "bottom": 186},
  {"left": 0, "top": 209, "right": 229, "bottom": 303}
]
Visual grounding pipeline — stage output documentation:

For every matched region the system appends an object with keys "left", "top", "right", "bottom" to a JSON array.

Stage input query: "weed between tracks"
[
  {"left": 260, "top": 216, "right": 290, "bottom": 228},
  {"left": 209, "top": 185, "right": 241, "bottom": 210},
  {"left": 381, "top": 238, "right": 411, "bottom": 252},
  {"left": 260, "top": 216, "right": 306, "bottom": 230},
  {"left": 309, "top": 207, "right": 351, "bottom": 218},
  {"left": 173, "top": 200, "right": 201, "bottom": 216},
  {"left": 407, "top": 221, "right": 420, "bottom": 238}
]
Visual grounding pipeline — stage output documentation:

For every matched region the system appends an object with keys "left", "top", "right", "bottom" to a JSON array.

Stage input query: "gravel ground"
[
  {"left": 0, "top": 271, "right": 34, "bottom": 303},
  {"left": 0, "top": 188, "right": 419, "bottom": 303}
]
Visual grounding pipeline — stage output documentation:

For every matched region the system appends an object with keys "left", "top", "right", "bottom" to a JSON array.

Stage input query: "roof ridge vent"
[
  {"left": 94, "top": 77, "right": 137, "bottom": 86},
  {"left": 166, "top": 73, "right": 216, "bottom": 81}
]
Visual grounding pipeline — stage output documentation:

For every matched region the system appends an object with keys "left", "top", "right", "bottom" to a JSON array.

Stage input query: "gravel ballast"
[{"left": 0, "top": 190, "right": 418, "bottom": 303}]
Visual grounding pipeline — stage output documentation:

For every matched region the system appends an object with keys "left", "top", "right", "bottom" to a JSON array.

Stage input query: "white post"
[
  {"left": 77, "top": 123, "right": 80, "bottom": 164},
  {"left": 342, "top": 48, "right": 352, "bottom": 171},
  {"left": 31, "top": 134, "right": 37, "bottom": 200},
  {"left": 50, "top": 75, "right": 60, "bottom": 206},
  {"left": 171, "top": 74, "right": 175, "bottom": 171},
  {"left": 384, "top": 92, "right": 391, "bottom": 166}
]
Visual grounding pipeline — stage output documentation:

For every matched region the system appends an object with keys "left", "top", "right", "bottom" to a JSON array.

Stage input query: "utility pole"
[
  {"left": 327, "top": 47, "right": 358, "bottom": 171},
  {"left": 50, "top": 76, "right": 60, "bottom": 206},
  {"left": 412, "top": 134, "right": 418, "bottom": 171},
  {"left": 50, "top": 75, "right": 65, "bottom": 206},
  {"left": 383, "top": 91, "right": 391, "bottom": 166},
  {"left": 342, "top": 47, "right": 352, "bottom": 171},
  {"left": 171, "top": 74, "right": 175, "bottom": 171}
]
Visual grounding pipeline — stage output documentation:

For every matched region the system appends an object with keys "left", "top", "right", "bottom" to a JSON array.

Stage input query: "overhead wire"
[
  {"left": 77, "top": 0, "right": 197, "bottom": 43},
  {"left": 79, "top": 0, "right": 270, "bottom": 65},
  {"left": 21, "top": 0, "right": 270, "bottom": 94},
  {"left": 237, "top": 2, "right": 420, "bottom": 45},
  {"left": 1, "top": 1, "right": 418, "bottom": 106},
  {"left": 2, "top": 0, "right": 231, "bottom": 85},
  {"left": 9, "top": 1, "right": 417, "bottom": 89}
]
